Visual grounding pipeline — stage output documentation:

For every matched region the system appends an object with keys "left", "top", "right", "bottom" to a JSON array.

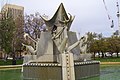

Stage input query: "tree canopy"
[
  {"left": 0, "top": 15, "right": 16, "bottom": 53},
  {"left": 87, "top": 32, "right": 120, "bottom": 58},
  {"left": 24, "top": 12, "right": 46, "bottom": 39}
]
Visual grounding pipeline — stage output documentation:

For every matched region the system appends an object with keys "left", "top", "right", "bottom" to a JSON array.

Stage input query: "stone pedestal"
[{"left": 59, "top": 53, "right": 75, "bottom": 80}]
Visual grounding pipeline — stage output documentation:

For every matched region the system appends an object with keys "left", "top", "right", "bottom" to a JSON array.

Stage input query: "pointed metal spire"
[{"left": 41, "top": 3, "right": 75, "bottom": 30}]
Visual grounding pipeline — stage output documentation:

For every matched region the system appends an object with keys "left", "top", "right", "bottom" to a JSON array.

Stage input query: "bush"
[{"left": 0, "top": 59, "right": 23, "bottom": 65}]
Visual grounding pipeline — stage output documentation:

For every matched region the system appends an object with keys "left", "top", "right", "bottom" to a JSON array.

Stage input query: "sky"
[{"left": 0, "top": 0, "right": 119, "bottom": 37}]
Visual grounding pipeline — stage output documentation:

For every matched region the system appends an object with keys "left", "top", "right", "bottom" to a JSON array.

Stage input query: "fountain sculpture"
[{"left": 23, "top": 3, "right": 100, "bottom": 80}]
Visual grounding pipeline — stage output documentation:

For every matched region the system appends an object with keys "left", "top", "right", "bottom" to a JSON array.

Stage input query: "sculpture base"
[{"left": 23, "top": 61, "right": 100, "bottom": 80}]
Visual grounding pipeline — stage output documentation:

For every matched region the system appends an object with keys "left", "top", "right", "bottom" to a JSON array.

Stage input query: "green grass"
[
  {"left": 1, "top": 57, "right": 120, "bottom": 65},
  {"left": 94, "top": 57, "right": 120, "bottom": 62},
  {"left": 0, "top": 59, "right": 23, "bottom": 65}
]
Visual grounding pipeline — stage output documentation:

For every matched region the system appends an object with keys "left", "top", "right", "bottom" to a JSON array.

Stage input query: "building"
[{"left": 1, "top": 4, "right": 24, "bottom": 19}]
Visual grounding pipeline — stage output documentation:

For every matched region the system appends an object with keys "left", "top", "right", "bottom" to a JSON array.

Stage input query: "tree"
[
  {"left": 87, "top": 32, "right": 107, "bottom": 58},
  {"left": 89, "top": 39, "right": 99, "bottom": 59},
  {"left": 97, "top": 33, "right": 106, "bottom": 58},
  {"left": 0, "top": 14, "right": 16, "bottom": 57},
  {"left": 24, "top": 12, "right": 46, "bottom": 39},
  {"left": 86, "top": 32, "right": 97, "bottom": 58},
  {"left": 107, "top": 36, "right": 120, "bottom": 57},
  {"left": 87, "top": 32, "right": 97, "bottom": 50},
  {"left": 13, "top": 14, "right": 24, "bottom": 55}
]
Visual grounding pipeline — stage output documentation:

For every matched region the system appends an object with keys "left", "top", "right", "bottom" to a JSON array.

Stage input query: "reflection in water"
[
  {"left": 0, "top": 69, "right": 23, "bottom": 80},
  {"left": 81, "top": 65, "right": 120, "bottom": 80},
  {"left": 0, "top": 65, "right": 120, "bottom": 80}
]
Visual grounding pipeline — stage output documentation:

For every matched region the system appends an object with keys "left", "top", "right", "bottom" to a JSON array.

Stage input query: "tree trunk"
[
  {"left": 20, "top": 47, "right": 22, "bottom": 59},
  {"left": 117, "top": 52, "right": 119, "bottom": 58},
  {"left": 101, "top": 52, "right": 104, "bottom": 58},
  {"left": 93, "top": 52, "right": 95, "bottom": 60},
  {"left": 12, "top": 52, "right": 16, "bottom": 65}
]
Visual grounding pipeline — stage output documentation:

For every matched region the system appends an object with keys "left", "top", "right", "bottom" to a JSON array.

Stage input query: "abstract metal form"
[{"left": 23, "top": 3, "right": 100, "bottom": 80}]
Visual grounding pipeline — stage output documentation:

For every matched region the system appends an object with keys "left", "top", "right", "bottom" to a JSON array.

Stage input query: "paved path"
[
  {"left": 101, "top": 62, "right": 120, "bottom": 65},
  {"left": 0, "top": 65, "right": 22, "bottom": 70}
]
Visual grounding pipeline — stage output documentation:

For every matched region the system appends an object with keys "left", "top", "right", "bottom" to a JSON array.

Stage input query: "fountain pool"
[{"left": 0, "top": 65, "right": 120, "bottom": 80}]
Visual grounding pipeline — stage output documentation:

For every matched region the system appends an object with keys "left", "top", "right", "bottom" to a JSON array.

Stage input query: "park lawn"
[
  {"left": 94, "top": 57, "right": 120, "bottom": 62},
  {"left": 0, "top": 59, "right": 23, "bottom": 65},
  {"left": 0, "top": 57, "right": 120, "bottom": 65}
]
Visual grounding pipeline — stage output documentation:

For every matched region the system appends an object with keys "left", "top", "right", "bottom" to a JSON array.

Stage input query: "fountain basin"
[{"left": 23, "top": 61, "right": 100, "bottom": 80}]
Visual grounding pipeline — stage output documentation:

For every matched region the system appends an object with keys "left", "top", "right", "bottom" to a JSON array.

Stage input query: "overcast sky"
[{"left": 0, "top": 0, "right": 119, "bottom": 37}]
